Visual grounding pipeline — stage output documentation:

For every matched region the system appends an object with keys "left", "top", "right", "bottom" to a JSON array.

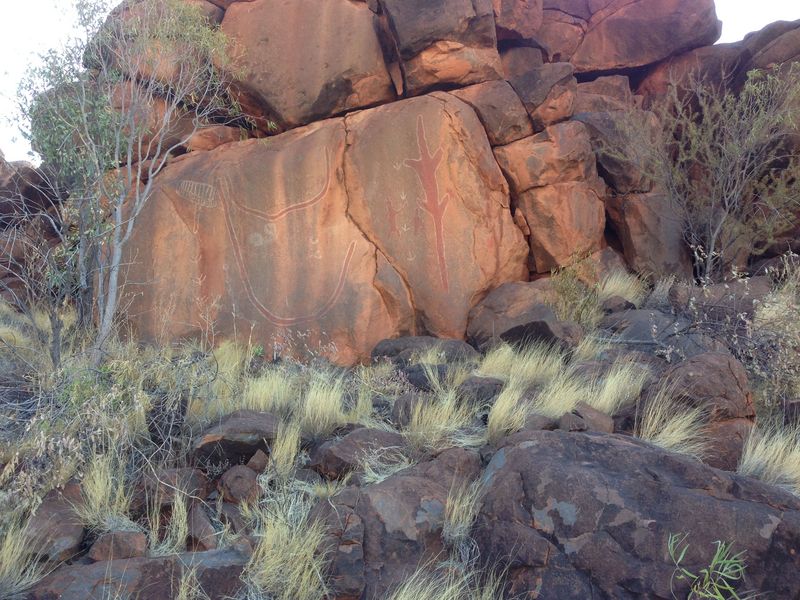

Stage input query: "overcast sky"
[{"left": 2, "top": 0, "right": 800, "bottom": 163}]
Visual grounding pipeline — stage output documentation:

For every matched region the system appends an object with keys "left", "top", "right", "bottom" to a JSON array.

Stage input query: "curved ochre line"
[
  {"left": 226, "top": 151, "right": 332, "bottom": 223},
  {"left": 218, "top": 174, "right": 356, "bottom": 327}
]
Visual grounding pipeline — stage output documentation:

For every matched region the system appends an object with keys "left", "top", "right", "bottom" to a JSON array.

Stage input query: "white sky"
[{"left": 1, "top": 0, "right": 800, "bottom": 163}]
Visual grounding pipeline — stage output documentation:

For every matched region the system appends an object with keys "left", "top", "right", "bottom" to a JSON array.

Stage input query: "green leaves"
[{"left": 668, "top": 532, "right": 755, "bottom": 600}]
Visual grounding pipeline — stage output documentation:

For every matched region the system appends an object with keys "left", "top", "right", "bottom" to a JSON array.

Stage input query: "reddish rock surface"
[
  {"left": 222, "top": 0, "right": 395, "bottom": 129},
  {"left": 26, "top": 547, "right": 250, "bottom": 600},
  {"left": 87, "top": 531, "right": 147, "bottom": 561},
  {"left": 535, "top": 0, "right": 721, "bottom": 72},
  {"left": 124, "top": 94, "right": 527, "bottom": 363},
  {"left": 492, "top": 0, "right": 543, "bottom": 41},
  {"left": 493, "top": 121, "right": 596, "bottom": 195},
  {"left": 605, "top": 192, "right": 693, "bottom": 278},
  {"left": 380, "top": 0, "right": 503, "bottom": 95},
  {"left": 312, "top": 447, "right": 482, "bottom": 599},
  {"left": 450, "top": 80, "right": 533, "bottom": 146}
]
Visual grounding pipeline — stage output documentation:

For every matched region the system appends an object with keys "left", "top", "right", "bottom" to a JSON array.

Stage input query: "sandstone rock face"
[
  {"left": 380, "top": 0, "right": 503, "bottom": 95},
  {"left": 493, "top": 121, "right": 596, "bottom": 195},
  {"left": 536, "top": 0, "right": 722, "bottom": 72},
  {"left": 508, "top": 62, "right": 576, "bottom": 131},
  {"left": 124, "top": 94, "right": 527, "bottom": 363},
  {"left": 222, "top": 0, "right": 396, "bottom": 129},
  {"left": 450, "top": 80, "right": 533, "bottom": 146},
  {"left": 606, "top": 192, "right": 693, "bottom": 279},
  {"left": 478, "top": 430, "right": 800, "bottom": 599},
  {"left": 492, "top": 0, "right": 543, "bottom": 41}
]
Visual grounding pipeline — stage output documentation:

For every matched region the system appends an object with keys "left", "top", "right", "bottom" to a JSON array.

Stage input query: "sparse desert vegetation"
[{"left": 0, "top": 0, "right": 798, "bottom": 597}]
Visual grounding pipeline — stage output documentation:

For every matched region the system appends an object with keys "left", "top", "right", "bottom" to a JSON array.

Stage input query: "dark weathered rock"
[
  {"left": 492, "top": 0, "right": 543, "bottom": 41},
  {"left": 466, "top": 280, "right": 558, "bottom": 349},
  {"left": 372, "top": 336, "right": 479, "bottom": 367},
  {"left": 669, "top": 278, "right": 774, "bottom": 323},
  {"left": 450, "top": 80, "right": 534, "bottom": 146},
  {"left": 193, "top": 410, "right": 282, "bottom": 464},
  {"left": 26, "top": 546, "right": 251, "bottom": 600},
  {"left": 312, "top": 448, "right": 482, "bottom": 599},
  {"left": 380, "top": 0, "right": 503, "bottom": 94},
  {"left": 87, "top": 530, "right": 148, "bottom": 562},
  {"left": 476, "top": 430, "right": 800, "bottom": 599},
  {"left": 222, "top": 0, "right": 395, "bottom": 129},
  {"left": 601, "top": 309, "right": 727, "bottom": 360},
  {"left": 508, "top": 62, "right": 576, "bottom": 131},
  {"left": 500, "top": 318, "right": 584, "bottom": 351},
  {"left": 310, "top": 428, "right": 407, "bottom": 479},
  {"left": 605, "top": 191, "right": 693, "bottom": 278},
  {"left": 25, "top": 482, "right": 85, "bottom": 563},
  {"left": 661, "top": 352, "right": 756, "bottom": 470},
  {"left": 187, "top": 504, "right": 218, "bottom": 551},
  {"left": 456, "top": 376, "right": 504, "bottom": 408},
  {"left": 219, "top": 465, "right": 259, "bottom": 504}
]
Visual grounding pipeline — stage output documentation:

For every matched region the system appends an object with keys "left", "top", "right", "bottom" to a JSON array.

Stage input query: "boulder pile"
[{"left": 115, "top": 0, "right": 800, "bottom": 364}]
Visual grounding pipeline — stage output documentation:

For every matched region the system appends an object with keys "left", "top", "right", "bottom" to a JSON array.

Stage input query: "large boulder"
[
  {"left": 493, "top": 121, "right": 596, "bottom": 195},
  {"left": 492, "top": 0, "right": 543, "bottom": 42},
  {"left": 660, "top": 352, "right": 756, "bottom": 471},
  {"left": 379, "top": 0, "right": 503, "bottom": 95},
  {"left": 466, "top": 280, "right": 558, "bottom": 349},
  {"left": 605, "top": 192, "right": 693, "bottom": 279},
  {"left": 450, "top": 80, "right": 534, "bottom": 146},
  {"left": 26, "top": 546, "right": 250, "bottom": 600},
  {"left": 222, "top": 0, "right": 396, "bottom": 130},
  {"left": 516, "top": 181, "right": 606, "bottom": 274},
  {"left": 312, "top": 447, "right": 482, "bottom": 599},
  {"left": 123, "top": 94, "right": 527, "bottom": 364},
  {"left": 477, "top": 430, "right": 800, "bottom": 599},
  {"left": 534, "top": 0, "right": 721, "bottom": 73}
]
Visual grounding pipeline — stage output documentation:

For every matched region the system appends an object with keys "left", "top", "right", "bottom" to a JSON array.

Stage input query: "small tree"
[
  {"left": 610, "top": 66, "right": 800, "bottom": 282},
  {"left": 15, "top": 0, "right": 238, "bottom": 364}
]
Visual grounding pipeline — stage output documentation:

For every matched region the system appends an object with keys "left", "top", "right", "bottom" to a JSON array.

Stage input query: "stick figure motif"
[{"left": 404, "top": 115, "right": 450, "bottom": 293}]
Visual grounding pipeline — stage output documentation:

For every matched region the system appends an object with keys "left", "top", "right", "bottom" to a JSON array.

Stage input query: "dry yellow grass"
[
  {"left": 269, "top": 421, "right": 302, "bottom": 481},
  {"left": 597, "top": 270, "right": 647, "bottom": 307},
  {"left": 403, "top": 389, "right": 479, "bottom": 453},
  {"left": 738, "top": 426, "right": 800, "bottom": 495},
  {"left": 486, "top": 382, "right": 528, "bottom": 444},
  {"left": 360, "top": 447, "right": 416, "bottom": 485},
  {"left": 242, "top": 369, "right": 297, "bottom": 418},
  {"left": 571, "top": 335, "right": 610, "bottom": 362},
  {"left": 297, "top": 372, "right": 348, "bottom": 438},
  {"left": 478, "top": 342, "right": 564, "bottom": 387},
  {"left": 443, "top": 478, "right": 484, "bottom": 561},
  {"left": 384, "top": 566, "right": 504, "bottom": 600},
  {"left": 0, "top": 517, "right": 51, "bottom": 598},
  {"left": 147, "top": 491, "right": 189, "bottom": 556},
  {"left": 75, "top": 452, "right": 138, "bottom": 533},
  {"left": 635, "top": 386, "right": 708, "bottom": 459},
  {"left": 531, "top": 369, "right": 587, "bottom": 418},
  {"left": 585, "top": 361, "right": 649, "bottom": 416},
  {"left": 240, "top": 488, "right": 329, "bottom": 600}
]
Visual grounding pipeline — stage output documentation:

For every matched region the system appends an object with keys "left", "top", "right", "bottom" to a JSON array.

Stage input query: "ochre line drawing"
[
  {"left": 225, "top": 151, "right": 332, "bottom": 223},
  {"left": 177, "top": 180, "right": 218, "bottom": 208},
  {"left": 404, "top": 115, "right": 450, "bottom": 293},
  {"left": 215, "top": 170, "right": 356, "bottom": 327},
  {"left": 386, "top": 200, "right": 403, "bottom": 236}
]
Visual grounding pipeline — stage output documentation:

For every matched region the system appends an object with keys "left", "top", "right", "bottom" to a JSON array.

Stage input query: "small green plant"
[{"left": 668, "top": 532, "right": 755, "bottom": 599}]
